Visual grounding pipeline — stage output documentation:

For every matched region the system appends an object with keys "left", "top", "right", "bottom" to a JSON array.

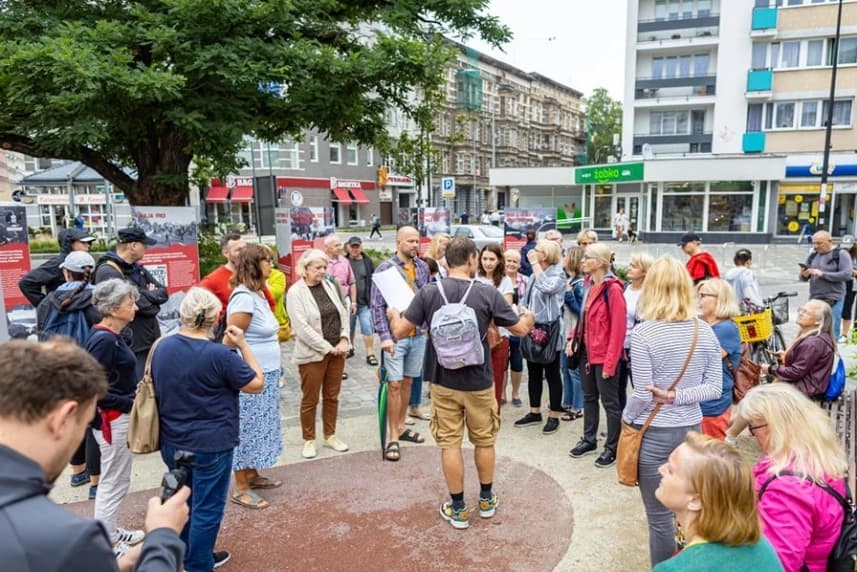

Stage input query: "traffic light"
[{"left": 377, "top": 166, "right": 388, "bottom": 187}]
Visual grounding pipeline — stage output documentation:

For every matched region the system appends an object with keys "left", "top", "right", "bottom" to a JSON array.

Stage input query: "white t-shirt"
[
  {"left": 477, "top": 275, "right": 515, "bottom": 336},
  {"left": 624, "top": 287, "right": 642, "bottom": 349}
]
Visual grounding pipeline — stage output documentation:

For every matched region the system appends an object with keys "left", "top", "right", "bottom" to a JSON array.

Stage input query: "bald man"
[
  {"left": 802, "top": 230, "right": 852, "bottom": 340},
  {"left": 370, "top": 227, "right": 431, "bottom": 461}
]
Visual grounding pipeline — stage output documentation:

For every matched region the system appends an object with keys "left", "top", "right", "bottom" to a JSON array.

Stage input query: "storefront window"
[
  {"left": 593, "top": 185, "right": 612, "bottom": 228},
  {"left": 649, "top": 184, "right": 658, "bottom": 232},
  {"left": 708, "top": 181, "right": 754, "bottom": 232},
  {"left": 757, "top": 182, "right": 767, "bottom": 232},
  {"left": 661, "top": 183, "right": 704, "bottom": 231},
  {"left": 777, "top": 184, "right": 820, "bottom": 236}
]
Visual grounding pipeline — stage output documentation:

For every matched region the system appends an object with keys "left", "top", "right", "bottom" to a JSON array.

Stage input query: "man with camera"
[{"left": 0, "top": 339, "right": 189, "bottom": 572}]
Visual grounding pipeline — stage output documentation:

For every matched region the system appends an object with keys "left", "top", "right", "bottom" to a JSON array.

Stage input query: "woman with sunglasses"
[
  {"left": 730, "top": 384, "right": 847, "bottom": 572},
  {"left": 759, "top": 299, "right": 835, "bottom": 401}
]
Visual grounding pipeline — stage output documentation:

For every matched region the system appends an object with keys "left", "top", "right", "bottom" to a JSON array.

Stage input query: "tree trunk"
[{"left": 126, "top": 128, "right": 192, "bottom": 206}]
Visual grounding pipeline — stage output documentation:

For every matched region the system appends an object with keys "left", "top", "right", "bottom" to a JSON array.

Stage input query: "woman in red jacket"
[{"left": 568, "top": 243, "right": 627, "bottom": 468}]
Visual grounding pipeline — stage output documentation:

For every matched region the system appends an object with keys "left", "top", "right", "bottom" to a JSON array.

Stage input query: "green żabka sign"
[{"left": 575, "top": 162, "right": 644, "bottom": 184}]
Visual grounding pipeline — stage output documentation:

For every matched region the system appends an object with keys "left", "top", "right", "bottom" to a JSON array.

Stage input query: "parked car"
[{"left": 450, "top": 224, "right": 505, "bottom": 250}]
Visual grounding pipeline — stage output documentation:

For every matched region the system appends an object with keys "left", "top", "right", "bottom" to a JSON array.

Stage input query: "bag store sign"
[{"left": 575, "top": 162, "right": 644, "bottom": 185}]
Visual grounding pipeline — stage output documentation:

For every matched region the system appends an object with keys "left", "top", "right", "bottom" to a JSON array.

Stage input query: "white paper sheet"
[{"left": 371, "top": 266, "right": 415, "bottom": 312}]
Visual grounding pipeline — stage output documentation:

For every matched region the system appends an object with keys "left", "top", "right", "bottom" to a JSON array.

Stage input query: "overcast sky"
[{"left": 466, "top": 0, "right": 627, "bottom": 101}]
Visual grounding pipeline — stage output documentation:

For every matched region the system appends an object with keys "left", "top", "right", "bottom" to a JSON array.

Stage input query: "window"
[
  {"left": 346, "top": 143, "right": 358, "bottom": 165},
  {"left": 237, "top": 142, "right": 254, "bottom": 169},
  {"left": 668, "top": 0, "right": 680, "bottom": 20},
  {"left": 707, "top": 182, "right": 754, "bottom": 232},
  {"left": 329, "top": 143, "right": 341, "bottom": 164},
  {"left": 752, "top": 43, "right": 768, "bottom": 69},
  {"left": 807, "top": 40, "right": 824, "bottom": 66},
  {"left": 839, "top": 37, "right": 857, "bottom": 65},
  {"left": 774, "top": 102, "right": 795, "bottom": 128},
  {"left": 679, "top": 55, "right": 691, "bottom": 78},
  {"left": 282, "top": 141, "right": 300, "bottom": 169},
  {"left": 781, "top": 41, "right": 800, "bottom": 68},
  {"left": 770, "top": 43, "right": 780, "bottom": 69},
  {"left": 259, "top": 143, "right": 279, "bottom": 168},
  {"left": 800, "top": 101, "right": 818, "bottom": 127},
  {"left": 366, "top": 147, "right": 374, "bottom": 166},
  {"left": 697, "top": 0, "right": 711, "bottom": 17},
  {"left": 661, "top": 183, "right": 705, "bottom": 232},
  {"left": 309, "top": 135, "right": 318, "bottom": 162},
  {"left": 747, "top": 104, "right": 763, "bottom": 132},
  {"left": 693, "top": 54, "right": 709, "bottom": 77},
  {"left": 650, "top": 111, "right": 690, "bottom": 135},
  {"left": 455, "top": 153, "right": 465, "bottom": 174},
  {"left": 652, "top": 57, "right": 664, "bottom": 78},
  {"left": 822, "top": 100, "right": 853, "bottom": 126},
  {"left": 655, "top": 0, "right": 667, "bottom": 20},
  {"left": 665, "top": 56, "right": 677, "bottom": 78}
]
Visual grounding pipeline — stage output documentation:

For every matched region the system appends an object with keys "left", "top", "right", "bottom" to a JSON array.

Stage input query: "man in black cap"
[
  {"left": 94, "top": 228, "right": 168, "bottom": 377},
  {"left": 19, "top": 228, "right": 97, "bottom": 307},
  {"left": 678, "top": 232, "right": 720, "bottom": 284}
]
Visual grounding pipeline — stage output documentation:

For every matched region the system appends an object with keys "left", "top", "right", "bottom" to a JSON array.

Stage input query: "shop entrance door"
[
  {"left": 616, "top": 195, "right": 640, "bottom": 235},
  {"left": 832, "top": 193, "right": 856, "bottom": 238}
]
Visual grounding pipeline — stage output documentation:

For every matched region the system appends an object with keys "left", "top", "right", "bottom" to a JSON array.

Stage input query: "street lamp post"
[{"left": 818, "top": 0, "right": 844, "bottom": 231}]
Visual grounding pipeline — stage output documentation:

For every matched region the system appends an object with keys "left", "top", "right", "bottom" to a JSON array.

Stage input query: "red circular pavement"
[{"left": 66, "top": 447, "right": 574, "bottom": 571}]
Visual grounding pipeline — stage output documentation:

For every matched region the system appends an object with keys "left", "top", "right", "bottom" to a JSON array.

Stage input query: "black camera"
[{"left": 160, "top": 451, "right": 195, "bottom": 503}]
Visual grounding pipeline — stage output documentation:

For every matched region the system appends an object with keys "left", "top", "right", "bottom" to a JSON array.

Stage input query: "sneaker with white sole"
[
  {"left": 439, "top": 502, "right": 470, "bottom": 529},
  {"left": 113, "top": 540, "right": 132, "bottom": 559},
  {"left": 324, "top": 435, "right": 349, "bottom": 452},
  {"left": 302, "top": 440, "right": 317, "bottom": 459},
  {"left": 478, "top": 494, "right": 499, "bottom": 518},
  {"left": 213, "top": 550, "right": 231, "bottom": 569},
  {"left": 115, "top": 528, "right": 145, "bottom": 546}
]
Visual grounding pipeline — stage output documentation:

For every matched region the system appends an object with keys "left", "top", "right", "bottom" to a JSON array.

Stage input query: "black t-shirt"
[{"left": 404, "top": 277, "right": 520, "bottom": 391}]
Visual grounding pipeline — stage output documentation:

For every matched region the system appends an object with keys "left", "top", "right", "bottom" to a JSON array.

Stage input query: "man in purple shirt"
[{"left": 371, "top": 226, "right": 431, "bottom": 461}]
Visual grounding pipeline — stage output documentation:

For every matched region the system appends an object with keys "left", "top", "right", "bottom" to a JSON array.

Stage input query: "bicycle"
[{"left": 738, "top": 291, "right": 798, "bottom": 372}]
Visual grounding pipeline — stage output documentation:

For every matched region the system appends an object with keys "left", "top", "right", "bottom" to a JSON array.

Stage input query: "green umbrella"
[{"left": 377, "top": 352, "right": 389, "bottom": 460}]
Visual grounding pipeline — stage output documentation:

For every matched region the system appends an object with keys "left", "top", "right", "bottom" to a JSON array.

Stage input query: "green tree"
[
  {"left": 584, "top": 87, "right": 623, "bottom": 165},
  {"left": 0, "top": 1, "right": 509, "bottom": 205}
]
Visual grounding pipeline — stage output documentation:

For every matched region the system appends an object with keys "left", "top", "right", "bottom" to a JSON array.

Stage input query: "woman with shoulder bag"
[
  {"left": 622, "top": 256, "right": 723, "bottom": 567},
  {"left": 514, "top": 239, "right": 567, "bottom": 434},
  {"left": 568, "top": 243, "right": 627, "bottom": 468},
  {"left": 560, "top": 246, "right": 585, "bottom": 420},
  {"left": 477, "top": 243, "right": 515, "bottom": 409},
  {"left": 504, "top": 249, "right": 529, "bottom": 407}
]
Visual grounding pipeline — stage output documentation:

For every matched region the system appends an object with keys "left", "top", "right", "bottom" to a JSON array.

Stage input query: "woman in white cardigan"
[{"left": 286, "top": 249, "right": 351, "bottom": 460}]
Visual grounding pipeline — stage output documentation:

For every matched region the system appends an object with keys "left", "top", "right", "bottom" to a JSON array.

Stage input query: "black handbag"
[{"left": 521, "top": 318, "right": 561, "bottom": 364}]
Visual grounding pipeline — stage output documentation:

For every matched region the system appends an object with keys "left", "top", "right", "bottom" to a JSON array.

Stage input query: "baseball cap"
[
  {"left": 60, "top": 251, "right": 96, "bottom": 273},
  {"left": 843, "top": 235, "right": 854, "bottom": 247},
  {"left": 67, "top": 229, "right": 96, "bottom": 243},
  {"left": 678, "top": 232, "right": 702, "bottom": 247},
  {"left": 118, "top": 227, "right": 157, "bottom": 246},
  {"left": 347, "top": 236, "right": 362, "bottom": 246}
]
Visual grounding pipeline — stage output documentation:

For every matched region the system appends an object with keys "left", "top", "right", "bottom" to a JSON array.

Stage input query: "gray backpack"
[{"left": 430, "top": 279, "right": 484, "bottom": 370}]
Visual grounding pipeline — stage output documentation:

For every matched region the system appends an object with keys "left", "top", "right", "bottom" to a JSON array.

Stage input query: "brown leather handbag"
[{"left": 616, "top": 319, "right": 700, "bottom": 487}]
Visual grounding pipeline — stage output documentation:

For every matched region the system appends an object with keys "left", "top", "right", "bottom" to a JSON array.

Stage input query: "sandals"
[
  {"left": 408, "top": 410, "right": 431, "bottom": 421},
  {"left": 399, "top": 429, "right": 425, "bottom": 443},
  {"left": 561, "top": 410, "right": 583, "bottom": 421},
  {"left": 367, "top": 355, "right": 379, "bottom": 367},
  {"left": 384, "top": 441, "right": 400, "bottom": 462},
  {"left": 230, "top": 489, "right": 269, "bottom": 509},
  {"left": 249, "top": 476, "right": 282, "bottom": 489}
]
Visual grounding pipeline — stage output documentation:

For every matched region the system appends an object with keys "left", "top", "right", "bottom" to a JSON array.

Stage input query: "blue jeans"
[
  {"left": 410, "top": 375, "right": 423, "bottom": 407},
  {"left": 559, "top": 351, "right": 583, "bottom": 410},
  {"left": 349, "top": 304, "right": 374, "bottom": 336},
  {"left": 831, "top": 298, "right": 844, "bottom": 339},
  {"left": 161, "top": 444, "right": 234, "bottom": 572}
]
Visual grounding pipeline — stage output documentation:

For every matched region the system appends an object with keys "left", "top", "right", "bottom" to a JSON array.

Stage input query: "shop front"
[
  {"left": 778, "top": 154, "right": 857, "bottom": 238},
  {"left": 576, "top": 163, "right": 646, "bottom": 236}
]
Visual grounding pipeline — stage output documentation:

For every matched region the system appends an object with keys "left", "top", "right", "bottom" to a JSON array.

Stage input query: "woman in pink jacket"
[{"left": 731, "top": 383, "right": 847, "bottom": 572}]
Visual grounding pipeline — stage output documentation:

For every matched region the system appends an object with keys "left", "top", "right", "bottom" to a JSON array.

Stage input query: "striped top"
[{"left": 624, "top": 319, "right": 723, "bottom": 428}]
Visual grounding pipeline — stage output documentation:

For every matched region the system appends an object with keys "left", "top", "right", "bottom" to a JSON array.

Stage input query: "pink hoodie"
[{"left": 754, "top": 457, "right": 845, "bottom": 572}]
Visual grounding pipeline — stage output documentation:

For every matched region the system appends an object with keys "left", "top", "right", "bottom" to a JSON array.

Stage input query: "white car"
[{"left": 450, "top": 224, "right": 505, "bottom": 250}]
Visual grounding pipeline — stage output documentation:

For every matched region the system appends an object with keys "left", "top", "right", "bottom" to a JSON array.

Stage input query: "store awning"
[
  {"left": 349, "top": 187, "right": 369, "bottom": 204},
  {"left": 231, "top": 185, "right": 254, "bottom": 203},
  {"left": 332, "top": 187, "right": 352, "bottom": 203},
  {"left": 205, "top": 183, "right": 229, "bottom": 203}
]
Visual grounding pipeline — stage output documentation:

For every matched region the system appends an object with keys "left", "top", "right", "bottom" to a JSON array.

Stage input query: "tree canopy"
[
  {"left": 0, "top": 1, "right": 510, "bottom": 205},
  {"left": 584, "top": 88, "right": 623, "bottom": 165}
]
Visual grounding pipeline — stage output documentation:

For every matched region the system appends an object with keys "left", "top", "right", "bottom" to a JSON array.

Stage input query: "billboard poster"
[
  {"left": 274, "top": 208, "right": 292, "bottom": 279},
  {"left": 418, "top": 207, "right": 451, "bottom": 256},
  {"left": 130, "top": 206, "right": 200, "bottom": 336},
  {"left": 280, "top": 207, "right": 334, "bottom": 285},
  {"left": 503, "top": 208, "right": 557, "bottom": 251},
  {"left": 0, "top": 205, "right": 34, "bottom": 339}
]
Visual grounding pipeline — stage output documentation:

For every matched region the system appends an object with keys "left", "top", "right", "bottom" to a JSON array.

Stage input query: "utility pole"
[{"left": 818, "top": 0, "right": 844, "bottom": 231}]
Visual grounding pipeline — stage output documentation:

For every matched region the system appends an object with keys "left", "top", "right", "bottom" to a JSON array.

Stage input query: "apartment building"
[{"left": 607, "top": 0, "right": 857, "bottom": 242}]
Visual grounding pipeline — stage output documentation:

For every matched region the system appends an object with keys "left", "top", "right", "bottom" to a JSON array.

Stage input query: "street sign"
[{"left": 441, "top": 177, "right": 455, "bottom": 199}]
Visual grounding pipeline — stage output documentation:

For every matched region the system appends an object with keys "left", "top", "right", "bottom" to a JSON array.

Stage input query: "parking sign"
[{"left": 441, "top": 177, "right": 455, "bottom": 199}]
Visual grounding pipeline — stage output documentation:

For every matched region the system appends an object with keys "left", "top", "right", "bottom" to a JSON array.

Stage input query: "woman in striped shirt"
[{"left": 624, "top": 256, "right": 723, "bottom": 568}]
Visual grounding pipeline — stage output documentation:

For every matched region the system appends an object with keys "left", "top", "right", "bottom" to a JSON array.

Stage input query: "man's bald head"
[
  {"left": 396, "top": 226, "right": 420, "bottom": 261},
  {"left": 812, "top": 231, "right": 833, "bottom": 254}
]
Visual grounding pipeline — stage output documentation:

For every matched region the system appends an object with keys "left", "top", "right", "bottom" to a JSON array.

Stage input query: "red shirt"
[
  {"left": 199, "top": 264, "right": 276, "bottom": 316},
  {"left": 686, "top": 252, "right": 720, "bottom": 284}
]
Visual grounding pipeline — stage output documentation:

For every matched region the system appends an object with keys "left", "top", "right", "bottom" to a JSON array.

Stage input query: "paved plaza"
[{"left": 54, "top": 238, "right": 839, "bottom": 571}]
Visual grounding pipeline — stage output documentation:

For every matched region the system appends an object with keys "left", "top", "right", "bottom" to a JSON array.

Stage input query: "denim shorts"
[
  {"left": 385, "top": 334, "right": 426, "bottom": 381},
  {"left": 350, "top": 304, "right": 374, "bottom": 336},
  {"left": 508, "top": 336, "right": 524, "bottom": 372}
]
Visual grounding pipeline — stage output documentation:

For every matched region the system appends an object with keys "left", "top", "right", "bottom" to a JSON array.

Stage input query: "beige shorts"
[{"left": 430, "top": 385, "right": 500, "bottom": 449}]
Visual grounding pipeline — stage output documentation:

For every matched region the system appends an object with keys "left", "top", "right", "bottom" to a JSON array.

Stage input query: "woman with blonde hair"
[
  {"left": 620, "top": 252, "right": 655, "bottom": 409},
  {"left": 426, "top": 232, "right": 450, "bottom": 277},
  {"left": 623, "top": 256, "right": 723, "bottom": 567},
  {"left": 504, "top": 248, "right": 529, "bottom": 406},
  {"left": 152, "top": 287, "right": 264, "bottom": 567},
  {"left": 730, "top": 383, "right": 847, "bottom": 571},
  {"left": 568, "top": 243, "right": 626, "bottom": 465},
  {"left": 696, "top": 279, "right": 742, "bottom": 439},
  {"left": 759, "top": 299, "right": 835, "bottom": 400},
  {"left": 652, "top": 432, "right": 782, "bottom": 571},
  {"left": 560, "top": 246, "right": 585, "bottom": 420},
  {"left": 514, "top": 239, "right": 567, "bottom": 434},
  {"left": 286, "top": 249, "right": 351, "bottom": 460},
  {"left": 576, "top": 228, "right": 598, "bottom": 248}
]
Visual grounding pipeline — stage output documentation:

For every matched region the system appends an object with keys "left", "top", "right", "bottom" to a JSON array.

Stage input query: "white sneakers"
[
  {"left": 115, "top": 528, "right": 145, "bottom": 546},
  {"left": 302, "top": 440, "right": 317, "bottom": 459},
  {"left": 324, "top": 435, "right": 349, "bottom": 452}
]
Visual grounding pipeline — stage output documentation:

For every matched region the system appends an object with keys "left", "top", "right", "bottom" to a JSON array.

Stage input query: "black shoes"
[
  {"left": 213, "top": 551, "right": 231, "bottom": 569},
  {"left": 594, "top": 449, "right": 617, "bottom": 469},
  {"left": 542, "top": 418, "right": 560, "bottom": 434},
  {"left": 514, "top": 412, "right": 543, "bottom": 427},
  {"left": 569, "top": 438, "right": 597, "bottom": 458}
]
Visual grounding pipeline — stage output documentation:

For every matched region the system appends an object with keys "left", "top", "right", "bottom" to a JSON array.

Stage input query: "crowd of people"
[{"left": 5, "top": 221, "right": 854, "bottom": 572}]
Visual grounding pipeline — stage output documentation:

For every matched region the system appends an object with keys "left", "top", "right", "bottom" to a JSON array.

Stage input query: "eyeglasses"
[{"left": 748, "top": 423, "right": 768, "bottom": 436}]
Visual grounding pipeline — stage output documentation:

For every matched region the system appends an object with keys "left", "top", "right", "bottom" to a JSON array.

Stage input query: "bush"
[
  {"left": 362, "top": 247, "right": 393, "bottom": 267},
  {"left": 198, "top": 233, "right": 225, "bottom": 278}
]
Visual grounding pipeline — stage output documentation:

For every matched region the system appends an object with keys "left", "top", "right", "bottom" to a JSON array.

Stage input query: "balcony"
[
  {"left": 636, "top": 27, "right": 718, "bottom": 49},
  {"left": 746, "top": 69, "right": 773, "bottom": 92},
  {"left": 636, "top": 74, "right": 717, "bottom": 91},
  {"left": 742, "top": 132, "right": 766, "bottom": 153},
  {"left": 638, "top": 13, "right": 720, "bottom": 33},
  {"left": 633, "top": 132, "right": 713, "bottom": 147},
  {"left": 751, "top": 7, "right": 777, "bottom": 32}
]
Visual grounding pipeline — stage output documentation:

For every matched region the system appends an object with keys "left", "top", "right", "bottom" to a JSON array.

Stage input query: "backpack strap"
[
  {"left": 759, "top": 470, "right": 852, "bottom": 512},
  {"left": 436, "top": 278, "right": 450, "bottom": 304},
  {"left": 459, "top": 279, "right": 477, "bottom": 305},
  {"left": 104, "top": 259, "right": 124, "bottom": 277}
]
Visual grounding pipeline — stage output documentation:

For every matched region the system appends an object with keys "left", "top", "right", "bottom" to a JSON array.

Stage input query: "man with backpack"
[
  {"left": 802, "top": 231, "right": 853, "bottom": 341},
  {"left": 94, "top": 227, "right": 168, "bottom": 379},
  {"left": 19, "top": 228, "right": 96, "bottom": 307},
  {"left": 679, "top": 232, "right": 720, "bottom": 284},
  {"left": 370, "top": 226, "right": 431, "bottom": 461},
  {"left": 387, "top": 236, "right": 534, "bottom": 529}
]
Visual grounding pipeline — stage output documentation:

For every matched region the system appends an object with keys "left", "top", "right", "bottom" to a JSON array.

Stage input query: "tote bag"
[{"left": 127, "top": 337, "right": 165, "bottom": 454}]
